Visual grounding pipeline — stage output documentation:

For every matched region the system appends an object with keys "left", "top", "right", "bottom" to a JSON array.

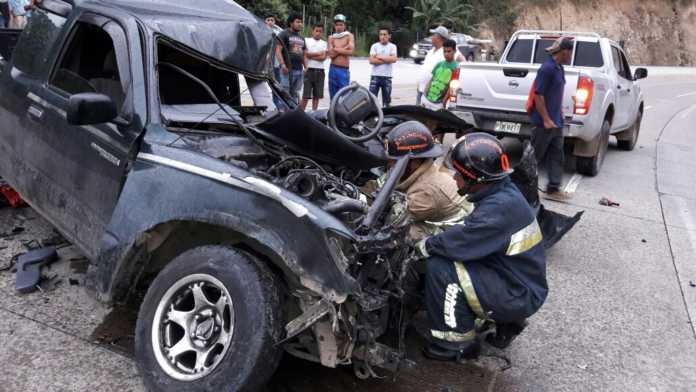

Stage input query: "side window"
[
  {"left": 49, "top": 22, "right": 126, "bottom": 112},
  {"left": 506, "top": 39, "right": 533, "bottom": 63},
  {"left": 611, "top": 47, "right": 628, "bottom": 79},
  {"left": 12, "top": 9, "right": 67, "bottom": 77},
  {"left": 619, "top": 50, "right": 632, "bottom": 80}
]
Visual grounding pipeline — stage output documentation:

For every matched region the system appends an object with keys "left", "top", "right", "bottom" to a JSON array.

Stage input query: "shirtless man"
[{"left": 327, "top": 14, "right": 354, "bottom": 98}]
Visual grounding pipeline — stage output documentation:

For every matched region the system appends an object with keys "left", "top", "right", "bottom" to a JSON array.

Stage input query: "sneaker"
[
  {"left": 485, "top": 321, "right": 527, "bottom": 349},
  {"left": 423, "top": 341, "right": 481, "bottom": 362},
  {"left": 543, "top": 189, "right": 572, "bottom": 201}
]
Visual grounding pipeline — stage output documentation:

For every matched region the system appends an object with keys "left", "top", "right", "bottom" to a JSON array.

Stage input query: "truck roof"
[
  {"left": 511, "top": 29, "right": 621, "bottom": 47},
  {"left": 80, "top": 0, "right": 274, "bottom": 76}
]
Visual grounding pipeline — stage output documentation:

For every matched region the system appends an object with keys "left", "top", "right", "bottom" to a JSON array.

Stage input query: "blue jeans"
[
  {"left": 369, "top": 76, "right": 392, "bottom": 107},
  {"left": 281, "top": 68, "right": 304, "bottom": 105},
  {"left": 329, "top": 65, "right": 350, "bottom": 98}
]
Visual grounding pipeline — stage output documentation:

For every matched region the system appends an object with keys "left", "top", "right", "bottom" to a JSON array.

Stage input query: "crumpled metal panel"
[{"left": 110, "top": 0, "right": 273, "bottom": 76}]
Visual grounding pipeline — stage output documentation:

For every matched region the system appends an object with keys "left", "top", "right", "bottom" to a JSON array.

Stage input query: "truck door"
[
  {"left": 611, "top": 46, "right": 632, "bottom": 129},
  {"left": 26, "top": 15, "right": 140, "bottom": 256}
]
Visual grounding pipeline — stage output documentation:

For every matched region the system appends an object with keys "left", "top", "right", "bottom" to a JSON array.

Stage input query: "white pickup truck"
[{"left": 448, "top": 30, "right": 648, "bottom": 176}]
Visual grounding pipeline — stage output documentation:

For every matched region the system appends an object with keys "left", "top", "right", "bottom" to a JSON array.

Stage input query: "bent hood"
[{"left": 109, "top": 0, "right": 274, "bottom": 77}]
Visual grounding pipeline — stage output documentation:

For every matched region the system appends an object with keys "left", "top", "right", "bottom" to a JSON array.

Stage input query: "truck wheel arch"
[
  {"left": 100, "top": 220, "right": 294, "bottom": 305},
  {"left": 573, "top": 105, "right": 614, "bottom": 157}
]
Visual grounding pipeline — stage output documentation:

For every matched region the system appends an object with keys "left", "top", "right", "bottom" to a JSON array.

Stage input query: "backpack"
[{"left": 525, "top": 80, "right": 536, "bottom": 114}]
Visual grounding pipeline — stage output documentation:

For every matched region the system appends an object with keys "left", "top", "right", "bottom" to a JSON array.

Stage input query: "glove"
[{"left": 414, "top": 238, "right": 430, "bottom": 260}]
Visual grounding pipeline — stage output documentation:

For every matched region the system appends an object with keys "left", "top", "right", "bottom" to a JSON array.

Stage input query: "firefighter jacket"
[
  {"left": 396, "top": 159, "right": 473, "bottom": 241},
  {"left": 424, "top": 177, "right": 548, "bottom": 322}
]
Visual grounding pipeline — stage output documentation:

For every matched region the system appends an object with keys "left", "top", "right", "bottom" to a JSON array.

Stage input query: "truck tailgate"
[{"left": 455, "top": 62, "right": 580, "bottom": 118}]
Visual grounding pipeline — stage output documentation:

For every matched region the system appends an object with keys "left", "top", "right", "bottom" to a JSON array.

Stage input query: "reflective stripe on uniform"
[
  {"left": 431, "top": 329, "right": 476, "bottom": 342},
  {"left": 454, "top": 262, "right": 488, "bottom": 320},
  {"left": 506, "top": 219, "right": 543, "bottom": 256}
]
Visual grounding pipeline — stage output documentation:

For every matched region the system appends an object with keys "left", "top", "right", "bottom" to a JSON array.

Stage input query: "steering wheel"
[{"left": 328, "top": 82, "right": 384, "bottom": 143}]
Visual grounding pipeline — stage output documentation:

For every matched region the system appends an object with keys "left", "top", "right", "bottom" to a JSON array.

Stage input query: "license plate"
[{"left": 494, "top": 121, "right": 521, "bottom": 134}]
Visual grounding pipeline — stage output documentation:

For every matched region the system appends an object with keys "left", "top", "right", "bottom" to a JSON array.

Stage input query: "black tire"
[
  {"left": 617, "top": 111, "right": 642, "bottom": 151},
  {"left": 135, "top": 245, "right": 283, "bottom": 392},
  {"left": 414, "top": 59, "right": 423, "bottom": 65},
  {"left": 576, "top": 119, "right": 610, "bottom": 176}
]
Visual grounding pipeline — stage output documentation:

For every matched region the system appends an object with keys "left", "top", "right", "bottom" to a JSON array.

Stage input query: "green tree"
[{"left": 405, "top": 0, "right": 474, "bottom": 33}]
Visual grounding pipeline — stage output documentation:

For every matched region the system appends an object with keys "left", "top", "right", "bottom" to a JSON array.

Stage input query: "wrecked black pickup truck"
[{"left": 0, "top": 1, "right": 580, "bottom": 391}]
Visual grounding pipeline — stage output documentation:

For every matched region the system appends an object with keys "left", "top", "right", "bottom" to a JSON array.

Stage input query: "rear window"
[
  {"left": 505, "top": 39, "right": 533, "bottom": 63},
  {"left": 533, "top": 39, "right": 556, "bottom": 63},
  {"left": 574, "top": 42, "right": 604, "bottom": 67}
]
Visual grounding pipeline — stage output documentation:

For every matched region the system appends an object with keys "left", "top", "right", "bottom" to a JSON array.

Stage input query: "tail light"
[
  {"left": 448, "top": 68, "right": 461, "bottom": 103},
  {"left": 574, "top": 76, "right": 594, "bottom": 115}
]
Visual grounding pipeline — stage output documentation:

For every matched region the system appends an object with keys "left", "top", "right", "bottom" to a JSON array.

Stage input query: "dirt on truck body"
[{"left": 0, "top": 1, "right": 581, "bottom": 391}]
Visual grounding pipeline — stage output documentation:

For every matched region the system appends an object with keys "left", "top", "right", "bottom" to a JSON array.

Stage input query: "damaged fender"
[{"left": 91, "top": 140, "right": 360, "bottom": 304}]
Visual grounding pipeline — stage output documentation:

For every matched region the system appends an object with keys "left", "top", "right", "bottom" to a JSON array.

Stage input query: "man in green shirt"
[{"left": 422, "top": 39, "right": 459, "bottom": 111}]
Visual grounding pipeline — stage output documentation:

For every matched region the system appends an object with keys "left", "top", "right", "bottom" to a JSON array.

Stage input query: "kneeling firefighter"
[
  {"left": 383, "top": 121, "right": 473, "bottom": 241},
  {"left": 416, "top": 132, "right": 548, "bottom": 360}
]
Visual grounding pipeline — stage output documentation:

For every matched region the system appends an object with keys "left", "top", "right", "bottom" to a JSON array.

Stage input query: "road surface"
[{"left": 1, "top": 61, "right": 696, "bottom": 391}]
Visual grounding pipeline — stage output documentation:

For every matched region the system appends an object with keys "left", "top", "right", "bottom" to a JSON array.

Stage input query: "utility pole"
[{"left": 560, "top": 6, "right": 563, "bottom": 31}]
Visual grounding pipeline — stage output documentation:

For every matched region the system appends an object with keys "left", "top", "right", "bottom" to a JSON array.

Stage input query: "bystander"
[
  {"left": 327, "top": 14, "right": 354, "bottom": 98},
  {"left": 276, "top": 13, "right": 307, "bottom": 105},
  {"left": 301, "top": 24, "right": 327, "bottom": 111},
  {"left": 368, "top": 27, "right": 398, "bottom": 108}
]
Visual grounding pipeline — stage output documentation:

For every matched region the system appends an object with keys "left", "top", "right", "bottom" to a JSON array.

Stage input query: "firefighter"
[
  {"left": 416, "top": 132, "right": 548, "bottom": 361},
  {"left": 383, "top": 121, "right": 473, "bottom": 241}
]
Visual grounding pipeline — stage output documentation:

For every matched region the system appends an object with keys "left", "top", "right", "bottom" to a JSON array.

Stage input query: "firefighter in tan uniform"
[{"left": 382, "top": 121, "right": 473, "bottom": 241}]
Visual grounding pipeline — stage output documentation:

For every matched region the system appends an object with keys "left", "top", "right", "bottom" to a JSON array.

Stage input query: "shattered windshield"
[{"left": 157, "top": 39, "right": 276, "bottom": 125}]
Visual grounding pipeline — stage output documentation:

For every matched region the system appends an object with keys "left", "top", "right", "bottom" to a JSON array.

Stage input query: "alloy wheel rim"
[{"left": 151, "top": 273, "right": 235, "bottom": 381}]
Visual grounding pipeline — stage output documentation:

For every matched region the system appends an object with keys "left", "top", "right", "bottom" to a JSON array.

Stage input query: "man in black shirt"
[{"left": 275, "top": 13, "right": 307, "bottom": 105}]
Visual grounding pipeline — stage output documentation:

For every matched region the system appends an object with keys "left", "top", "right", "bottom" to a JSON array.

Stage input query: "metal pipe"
[{"left": 361, "top": 156, "right": 409, "bottom": 230}]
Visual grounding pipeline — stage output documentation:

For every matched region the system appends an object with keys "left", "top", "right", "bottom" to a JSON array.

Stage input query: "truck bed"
[{"left": 0, "top": 29, "right": 22, "bottom": 61}]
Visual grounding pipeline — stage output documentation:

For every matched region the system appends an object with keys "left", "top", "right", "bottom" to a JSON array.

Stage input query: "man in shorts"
[{"left": 301, "top": 24, "right": 327, "bottom": 111}]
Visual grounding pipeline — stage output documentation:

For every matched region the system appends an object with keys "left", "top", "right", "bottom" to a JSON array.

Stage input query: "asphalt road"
[{"left": 2, "top": 61, "right": 696, "bottom": 391}]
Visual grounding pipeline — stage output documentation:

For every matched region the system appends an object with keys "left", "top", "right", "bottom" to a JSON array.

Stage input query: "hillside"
[{"left": 479, "top": 0, "right": 696, "bottom": 66}]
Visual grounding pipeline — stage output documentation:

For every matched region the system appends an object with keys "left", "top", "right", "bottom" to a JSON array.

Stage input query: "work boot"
[
  {"left": 423, "top": 341, "right": 481, "bottom": 362},
  {"left": 485, "top": 321, "right": 528, "bottom": 349}
]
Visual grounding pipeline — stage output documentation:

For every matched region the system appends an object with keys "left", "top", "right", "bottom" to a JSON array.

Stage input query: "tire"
[
  {"left": 414, "top": 59, "right": 423, "bottom": 65},
  {"left": 135, "top": 245, "right": 283, "bottom": 392},
  {"left": 576, "top": 119, "right": 610, "bottom": 176},
  {"left": 617, "top": 111, "right": 642, "bottom": 151}
]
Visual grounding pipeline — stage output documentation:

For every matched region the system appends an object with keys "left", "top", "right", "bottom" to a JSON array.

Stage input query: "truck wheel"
[
  {"left": 135, "top": 246, "right": 283, "bottom": 392},
  {"left": 617, "top": 111, "right": 642, "bottom": 151},
  {"left": 576, "top": 119, "right": 610, "bottom": 176},
  {"left": 414, "top": 59, "right": 423, "bottom": 65}
]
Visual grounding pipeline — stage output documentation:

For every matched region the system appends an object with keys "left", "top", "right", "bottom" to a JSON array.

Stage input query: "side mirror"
[
  {"left": 633, "top": 67, "right": 648, "bottom": 81},
  {"left": 67, "top": 93, "right": 118, "bottom": 126}
]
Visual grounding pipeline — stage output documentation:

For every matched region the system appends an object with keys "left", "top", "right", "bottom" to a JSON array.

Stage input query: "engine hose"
[{"left": 323, "top": 199, "right": 367, "bottom": 214}]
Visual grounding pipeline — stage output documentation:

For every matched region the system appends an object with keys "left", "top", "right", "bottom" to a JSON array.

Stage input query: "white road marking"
[
  {"left": 563, "top": 173, "right": 583, "bottom": 194},
  {"left": 680, "top": 104, "right": 696, "bottom": 120},
  {"left": 676, "top": 91, "right": 696, "bottom": 98}
]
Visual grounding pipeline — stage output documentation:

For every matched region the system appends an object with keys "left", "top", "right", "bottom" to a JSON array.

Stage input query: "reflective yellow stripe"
[
  {"left": 431, "top": 329, "right": 476, "bottom": 342},
  {"left": 454, "top": 262, "right": 488, "bottom": 320},
  {"left": 506, "top": 219, "right": 543, "bottom": 256}
]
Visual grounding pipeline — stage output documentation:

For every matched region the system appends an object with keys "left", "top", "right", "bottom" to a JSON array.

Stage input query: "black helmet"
[
  {"left": 385, "top": 121, "right": 446, "bottom": 159},
  {"left": 447, "top": 132, "right": 513, "bottom": 183}
]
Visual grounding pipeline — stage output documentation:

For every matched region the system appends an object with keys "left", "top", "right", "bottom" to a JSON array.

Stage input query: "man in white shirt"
[
  {"left": 368, "top": 27, "right": 398, "bottom": 107},
  {"left": 417, "top": 26, "right": 466, "bottom": 105},
  {"left": 301, "top": 24, "right": 327, "bottom": 111}
]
